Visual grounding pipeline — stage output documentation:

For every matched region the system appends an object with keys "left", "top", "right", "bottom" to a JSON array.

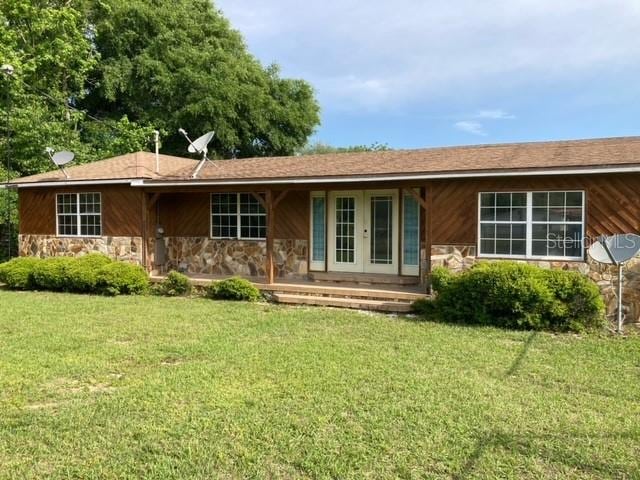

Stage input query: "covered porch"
[
  {"left": 142, "top": 182, "right": 431, "bottom": 284},
  {"left": 140, "top": 182, "right": 433, "bottom": 289},
  {"left": 138, "top": 182, "right": 432, "bottom": 310}
]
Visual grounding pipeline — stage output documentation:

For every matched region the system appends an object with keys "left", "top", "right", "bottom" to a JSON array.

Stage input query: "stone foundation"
[
  {"left": 19, "top": 234, "right": 143, "bottom": 264},
  {"left": 163, "top": 237, "right": 307, "bottom": 279},
  {"left": 431, "top": 244, "right": 640, "bottom": 328}
]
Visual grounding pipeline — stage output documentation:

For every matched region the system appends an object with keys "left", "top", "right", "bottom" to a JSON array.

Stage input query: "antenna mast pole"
[
  {"left": 154, "top": 130, "right": 160, "bottom": 174},
  {"left": 2, "top": 64, "right": 14, "bottom": 259}
]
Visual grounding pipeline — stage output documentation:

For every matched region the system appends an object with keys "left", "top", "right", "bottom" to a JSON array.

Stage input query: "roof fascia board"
[
  {"left": 131, "top": 165, "right": 640, "bottom": 187},
  {"left": 5, "top": 165, "right": 640, "bottom": 189},
  {"left": 4, "top": 179, "right": 136, "bottom": 189}
]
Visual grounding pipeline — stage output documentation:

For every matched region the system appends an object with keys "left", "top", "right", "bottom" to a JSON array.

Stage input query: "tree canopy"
[
  {"left": 0, "top": 0, "right": 321, "bottom": 179},
  {"left": 297, "top": 141, "right": 390, "bottom": 156}
]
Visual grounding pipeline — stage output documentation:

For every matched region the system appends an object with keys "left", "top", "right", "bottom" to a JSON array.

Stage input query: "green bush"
[
  {"left": 428, "top": 262, "right": 605, "bottom": 332},
  {"left": 0, "top": 257, "right": 41, "bottom": 289},
  {"left": 430, "top": 266, "right": 453, "bottom": 292},
  {"left": 96, "top": 262, "right": 149, "bottom": 296},
  {"left": 206, "top": 277, "right": 261, "bottom": 302},
  {"left": 156, "top": 271, "right": 192, "bottom": 296},
  {"left": 31, "top": 257, "right": 75, "bottom": 291},
  {"left": 543, "top": 269, "right": 606, "bottom": 331},
  {"left": 0, "top": 255, "right": 149, "bottom": 296},
  {"left": 411, "top": 297, "right": 436, "bottom": 316},
  {"left": 65, "top": 254, "right": 114, "bottom": 292}
]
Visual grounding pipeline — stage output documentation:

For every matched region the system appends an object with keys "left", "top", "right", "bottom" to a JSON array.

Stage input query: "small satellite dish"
[
  {"left": 187, "top": 131, "right": 215, "bottom": 154},
  {"left": 52, "top": 151, "right": 75, "bottom": 166},
  {"left": 588, "top": 241, "right": 614, "bottom": 264},
  {"left": 178, "top": 128, "right": 216, "bottom": 178},
  {"left": 588, "top": 233, "right": 640, "bottom": 334},
  {"left": 588, "top": 234, "right": 640, "bottom": 265},
  {"left": 45, "top": 148, "right": 74, "bottom": 178}
]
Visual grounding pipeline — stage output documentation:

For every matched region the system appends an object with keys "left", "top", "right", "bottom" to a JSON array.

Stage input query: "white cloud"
[
  {"left": 216, "top": 0, "right": 640, "bottom": 112},
  {"left": 474, "top": 109, "right": 516, "bottom": 120},
  {"left": 454, "top": 121, "right": 487, "bottom": 136}
]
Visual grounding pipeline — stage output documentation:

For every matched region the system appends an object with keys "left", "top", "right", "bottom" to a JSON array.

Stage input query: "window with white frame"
[
  {"left": 479, "top": 191, "right": 584, "bottom": 260},
  {"left": 56, "top": 193, "right": 102, "bottom": 237},
  {"left": 211, "top": 193, "right": 266, "bottom": 239}
]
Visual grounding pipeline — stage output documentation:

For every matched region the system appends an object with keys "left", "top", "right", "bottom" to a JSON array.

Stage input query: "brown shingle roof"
[
  {"left": 10, "top": 136, "right": 640, "bottom": 185},
  {"left": 10, "top": 152, "right": 198, "bottom": 184}
]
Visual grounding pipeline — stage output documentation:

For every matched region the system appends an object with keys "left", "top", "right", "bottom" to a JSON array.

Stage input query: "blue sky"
[{"left": 216, "top": 0, "right": 640, "bottom": 149}]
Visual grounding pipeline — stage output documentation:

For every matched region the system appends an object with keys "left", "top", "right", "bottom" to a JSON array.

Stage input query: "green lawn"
[{"left": 0, "top": 291, "right": 638, "bottom": 479}]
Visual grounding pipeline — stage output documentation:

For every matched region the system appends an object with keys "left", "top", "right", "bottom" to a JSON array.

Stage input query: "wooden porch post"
[
  {"left": 265, "top": 190, "right": 275, "bottom": 284},
  {"left": 141, "top": 191, "right": 148, "bottom": 271},
  {"left": 425, "top": 187, "right": 433, "bottom": 294}
]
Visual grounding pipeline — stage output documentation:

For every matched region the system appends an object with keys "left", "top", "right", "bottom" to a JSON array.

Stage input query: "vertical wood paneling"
[
  {"left": 19, "top": 186, "right": 143, "bottom": 236},
  {"left": 158, "top": 190, "right": 309, "bottom": 240},
  {"left": 428, "top": 174, "right": 640, "bottom": 244}
]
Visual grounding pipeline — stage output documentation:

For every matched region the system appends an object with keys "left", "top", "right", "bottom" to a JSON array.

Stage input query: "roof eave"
[
  {"left": 5, "top": 164, "right": 640, "bottom": 189},
  {"left": 132, "top": 164, "right": 640, "bottom": 186}
]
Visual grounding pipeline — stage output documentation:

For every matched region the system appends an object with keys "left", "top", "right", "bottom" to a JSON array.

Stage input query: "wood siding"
[
  {"left": 19, "top": 186, "right": 143, "bottom": 236},
  {"left": 18, "top": 173, "right": 640, "bottom": 250},
  {"left": 428, "top": 173, "right": 640, "bottom": 245},
  {"left": 158, "top": 190, "right": 309, "bottom": 240},
  {"left": 274, "top": 191, "right": 309, "bottom": 239}
]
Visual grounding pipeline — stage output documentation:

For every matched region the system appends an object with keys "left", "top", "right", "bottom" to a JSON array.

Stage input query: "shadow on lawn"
[
  {"left": 452, "top": 428, "right": 637, "bottom": 479},
  {"left": 504, "top": 331, "right": 538, "bottom": 377}
]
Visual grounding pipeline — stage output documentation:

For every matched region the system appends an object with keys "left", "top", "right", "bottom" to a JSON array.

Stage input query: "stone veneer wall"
[
  {"left": 163, "top": 237, "right": 307, "bottom": 279},
  {"left": 431, "top": 244, "right": 640, "bottom": 328},
  {"left": 19, "top": 234, "right": 143, "bottom": 264}
]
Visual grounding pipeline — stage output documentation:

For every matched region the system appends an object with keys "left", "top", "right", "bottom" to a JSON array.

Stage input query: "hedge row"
[
  {"left": 414, "top": 262, "right": 606, "bottom": 332},
  {"left": 0, "top": 255, "right": 149, "bottom": 295}
]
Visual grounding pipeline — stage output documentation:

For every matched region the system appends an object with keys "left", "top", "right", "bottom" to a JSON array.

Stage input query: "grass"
[{"left": 0, "top": 290, "right": 638, "bottom": 479}]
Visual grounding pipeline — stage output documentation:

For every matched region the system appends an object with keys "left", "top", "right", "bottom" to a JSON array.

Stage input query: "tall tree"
[
  {"left": 83, "top": 0, "right": 320, "bottom": 158},
  {"left": 0, "top": 0, "right": 154, "bottom": 178}
]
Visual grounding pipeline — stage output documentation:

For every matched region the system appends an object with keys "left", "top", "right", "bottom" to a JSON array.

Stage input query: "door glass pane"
[
  {"left": 403, "top": 195, "right": 419, "bottom": 266},
  {"left": 312, "top": 196, "right": 326, "bottom": 262},
  {"left": 335, "top": 197, "right": 355, "bottom": 263},
  {"left": 371, "top": 196, "right": 392, "bottom": 264}
]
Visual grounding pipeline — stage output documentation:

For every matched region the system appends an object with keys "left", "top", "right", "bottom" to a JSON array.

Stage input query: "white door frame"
[
  {"left": 327, "top": 190, "right": 399, "bottom": 274},
  {"left": 363, "top": 189, "right": 399, "bottom": 274},
  {"left": 327, "top": 191, "right": 364, "bottom": 272}
]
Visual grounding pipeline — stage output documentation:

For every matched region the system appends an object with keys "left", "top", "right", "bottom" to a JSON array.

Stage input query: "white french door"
[{"left": 327, "top": 190, "right": 398, "bottom": 274}]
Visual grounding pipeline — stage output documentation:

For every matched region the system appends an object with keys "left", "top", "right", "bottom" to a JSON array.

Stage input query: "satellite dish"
[
  {"left": 45, "top": 148, "right": 74, "bottom": 178},
  {"left": 588, "top": 233, "right": 640, "bottom": 334},
  {"left": 187, "top": 131, "right": 215, "bottom": 154},
  {"left": 588, "top": 234, "right": 640, "bottom": 265},
  {"left": 52, "top": 151, "right": 75, "bottom": 166},
  {"left": 178, "top": 128, "right": 217, "bottom": 178}
]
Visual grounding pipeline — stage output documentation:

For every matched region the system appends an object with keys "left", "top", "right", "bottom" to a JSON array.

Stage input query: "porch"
[
  {"left": 150, "top": 271, "right": 426, "bottom": 313},
  {"left": 142, "top": 184, "right": 432, "bottom": 299}
]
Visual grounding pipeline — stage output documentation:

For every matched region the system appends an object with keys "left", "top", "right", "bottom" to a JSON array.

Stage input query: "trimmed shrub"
[
  {"left": 542, "top": 269, "right": 606, "bottom": 331},
  {"left": 31, "top": 257, "right": 75, "bottom": 291},
  {"left": 206, "top": 277, "right": 261, "bottom": 302},
  {"left": 0, "top": 255, "right": 149, "bottom": 296},
  {"left": 65, "top": 254, "right": 114, "bottom": 292},
  {"left": 96, "top": 262, "right": 149, "bottom": 296},
  {"left": 411, "top": 297, "right": 436, "bottom": 316},
  {"left": 430, "top": 266, "right": 453, "bottom": 292},
  {"left": 428, "top": 261, "right": 605, "bottom": 332},
  {"left": 0, "top": 257, "right": 41, "bottom": 289},
  {"left": 156, "top": 271, "right": 192, "bottom": 296}
]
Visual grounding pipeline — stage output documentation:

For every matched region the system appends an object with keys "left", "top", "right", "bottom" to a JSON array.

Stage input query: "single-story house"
[{"left": 6, "top": 136, "right": 640, "bottom": 319}]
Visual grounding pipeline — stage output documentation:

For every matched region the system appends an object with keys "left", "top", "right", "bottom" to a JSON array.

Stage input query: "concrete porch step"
[
  {"left": 273, "top": 293, "right": 413, "bottom": 313},
  {"left": 308, "top": 271, "right": 420, "bottom": 285},
  {"left": 263, "top": 282, "right": 424, "bottom": 302}
]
